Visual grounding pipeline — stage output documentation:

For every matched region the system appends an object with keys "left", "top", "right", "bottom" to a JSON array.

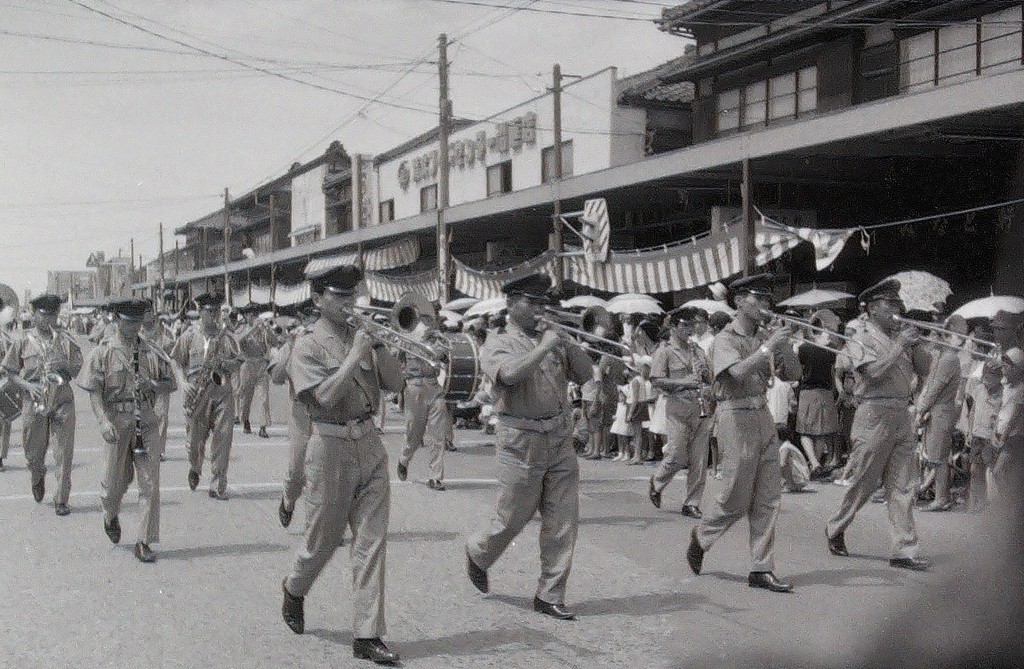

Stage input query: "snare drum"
[
  {"left": 439, "top": 333, "right": 481, "bottom": 402},
  {"left": 0, "top": 379, "right": 23, "bottom": 422}
]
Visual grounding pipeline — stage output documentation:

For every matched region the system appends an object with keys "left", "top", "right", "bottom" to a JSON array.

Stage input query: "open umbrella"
[
  {"left": 953, "top": 296, "right": 1024, "bottom": 320},
  {"left": 464, "top": 297, "right": 507, "bottom": 318},
  {"left": 778, "top": 289, "right": 856, "bottom": 308},
  {"left": 607, "top": 293, "right": 664, "bottom": 315},
  {"left": 679, "top": 299, "right": 734, "bottom": 316},
  {"left": 887, "top": 271, "right": 952, "bottom": 313},
  {"left": 442, "top": 297, "right": 479, "bottom": 312},
  {"left": 438, "top": 309, "right": 463, "bottom": 327},
  {"left": 560, "top": 295, "right": 608, "bottom": 310}
]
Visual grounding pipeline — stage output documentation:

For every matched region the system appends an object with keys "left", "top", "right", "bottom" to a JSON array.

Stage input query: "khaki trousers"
[
  {"left": 466, "top": 421, "right": 580, "bottom": 605},
  {"left": 22, "top": 397, "right": 75, "bottom": 506},
  {"left": 400, "top": 380, "right": 447, "bottom": 481},
  {"left": 0, "top": 418, "right": 10, "bottom": 461},
  {"left": 101, "top": 414, "right": 161, "bottom": 544},
  {"left": 282, "top": 399, "right": 313, "bottom": 511},
  {"left": 153, "top": 393, "right": 170, "bottom": 454},
  {"left": 285, "top": 422, "right": 389, "bottom": 639},
  {"left": 696, "top": 407, "right": 781, "bottom": 573},
  {"left": 652, "top": 401, "right": 713, "bottom": 507},
  {"left": 827, "top": 402, "right": 919, "bottom": 560},
  {"left": 238, "top": 359, "right": 271, "bottom": 427},
  {"left": 187, "top": 388, "right": 235, "bottom": 495}
]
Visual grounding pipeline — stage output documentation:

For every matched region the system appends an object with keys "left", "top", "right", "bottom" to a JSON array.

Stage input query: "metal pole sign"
[{"left": 552, "top": 197, "right": 610, "bottom": 262}]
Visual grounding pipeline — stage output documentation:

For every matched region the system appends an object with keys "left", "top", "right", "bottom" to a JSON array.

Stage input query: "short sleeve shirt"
[
  {"left": 917, "top": 348, "right": 961, "bottom": 410},
  {"left": 79, "top": 335, "right": 173, "bottom": 406},
  {"left": 851, "top": 321, "right": 915, "bottom": 402},
  {"left": 289, "top": 318, "right": 380, "bottom": 422},
  {"left": 170, "top": 324, "right": 241, "bottom": 383},
  {"left": 651, "top": 340, "right": 712, "bottom": 399},
  {"left": 2, "top": 329, "right": 83, "bottom": 383},
  {"left": 711, "top": 321, "right": 770, "bottom": 400}
]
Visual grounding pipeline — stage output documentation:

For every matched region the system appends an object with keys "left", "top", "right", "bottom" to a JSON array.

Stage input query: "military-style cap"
[
  {"left": 726, "top": 273, "right": 774, "bottom": 307},
  {"left": 858, "top": 278, "right": 902, "bottom": 305},
  {"left": 30, "top": 293, "right": 63, "bottom": 315},
  {"left": 669, "top": 306, "right": 708, "bottom": 324},
  {"left": 503, "top": 273, "right": 557, "bottom": 303},
  {"left": 193, "top": 292, "right": 225, "bottom": 311},
  {"left": 112, "top": 298, "right": 152, "bottom": 322},
  {"left": 307, "top": 264, "right": 363, "bottom": 295}
]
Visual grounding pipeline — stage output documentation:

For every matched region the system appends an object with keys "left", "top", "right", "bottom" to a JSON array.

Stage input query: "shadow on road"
[
  {"left": 71, "top": 499, "right": 182, "bottom": 513},
  {"left": 442, "top": 481, "right": 500, "bottom": 491},
  {"left": 788, "top": 567, "right": 909, "bottom": 588},
  {"left": 156, "top": 541, "right": 290, "bottom": 561},
  {"left": 489, "top": 591, "right": 710, "bottom": 618},
  {"left": 389, "top": 529, "right": 460, "bottom": 543},
  {"left": 448, "top": 444, "right": 494, "bottom": 456},
  {"left": 577, "top": 514, "right": 676, "bottom": 530},
  {"left": 397, "top": 626, "right": 601, "bottom": 661}
]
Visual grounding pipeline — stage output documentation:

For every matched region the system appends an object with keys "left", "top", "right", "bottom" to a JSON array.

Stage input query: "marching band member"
[
  {"left": 686, "top": 274, "right": 801, "bottom": 593},
  {"left": 270, "top": 312, "right": 314, "bottom": 529},
  {"left": 236, "top": 309, "right": 277, "bottom": 438},
  {"left": 170, "top": 293, "right": 242, "bottom": 500},
  {"left": 826, "top": 279, "right": 933, "bottom": 570},
  {"left": 464, "top": 273, "right": 592, "bottom": 620},
  {"left": 0, "top": 304, "right": 15, "bottom": 472},
  {"left": 279, "top": 265, "right": 403, "bottom": 666},
  {"left": 647, "top": 307, "right": 715, "bottom": 519},
  {"left": 141, "top": 309, "right": 174, "bottom": 459},
  {"left": 396, "top": 304, "right": 451, "bottom": 491},
  {"left": 1, "top": 294, "right": 82, "bottom": 515},
  {"left": 80, "top": 299, "right": 176, "bottom": 563}
]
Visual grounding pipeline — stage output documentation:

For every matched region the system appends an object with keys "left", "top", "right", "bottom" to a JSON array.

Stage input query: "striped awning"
[
  {"left": 304, "top": 237, "right": 421, "bottom": 276},
  {"left": 364, "top": 270, "right": 439, "bottom": 303},
  {"left": 453, "top": 252, "right": 557, "bottom": 300}
]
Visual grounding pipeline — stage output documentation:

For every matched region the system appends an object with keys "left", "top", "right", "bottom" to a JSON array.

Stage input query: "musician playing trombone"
[
  {"left": 279, "top": 264, "right": 403, "bottom": 666},
  {"left": 825, "top": 279, "right": 933, "bottom": 571},
  {"left": 464, "top": 273, "right": 592, "bottom": 621},
  {"left": 170, "top": 292, "right": 242, "bottom": 500},
  {"left": 647, "top": 307, "right": 715, "bottom": 520},
  {"left": 1, "top": 294, "right": 82, "bottom": 515},
  {"left": 80, "top": 298, "right": 176, "bottom": 563}
]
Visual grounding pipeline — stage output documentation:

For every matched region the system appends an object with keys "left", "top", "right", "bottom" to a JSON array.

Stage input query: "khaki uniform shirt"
[
  {"left": 2, "top": 328, "right": 83, "bottom": 384},
  {"left": 237, "top": 323, "right": 274, "bottom": 360},
  {"left": 170, "top": 324, "right": 241, "bottom": 384},
  {"left": 480, "top": 323, "right": 591, "bottom": 420},
  {"left": 79, "top": 335, "right": 175, "bottom": 410},
  {"left": 712, "top": 320, "right": 799, "bottom": 400},
  {"left": 289, "top": 318, "right": 402, "bottom": 423},
  {"left": 851, "top": 321, "right": 920, "bottom": 403},
  {"left": 650, "top": 339, "right": 712, "bottom": 402}
]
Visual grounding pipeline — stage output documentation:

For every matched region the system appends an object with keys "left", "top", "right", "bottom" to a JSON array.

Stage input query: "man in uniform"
[
  {"left": 270, "top": 315, "right": 314, "bottom": 529},
  {"left": 236, "top": 309, "right": 276, "bottom": 438},
  {"left": 80, "top": 299, "right": 176, "bottom": 563},
  {"left": 397, "top": 308, "right": 450, "bottom": 491},
  {"left": 171, "top": 293, "right": 242, "bottom": 500},
  {"left": 685, "top": 274, "right": 801, "bottom": 593},
  {"left": 0, "top": 305, "right": 15, "bottom": 472},
  {"left": 1, "top": 294, "right": 82, "bottom": 515},
  {"left": 825, "top": 279, "right": 932, "bottom": 570},
  {"left": 279, "top": 265, "right": 403, "bottom": 665},
  {"left": 142, "top": 310, "right": 174, "bottom": 459},
  {"left": 464, "top": 273, "right": 592, "bottom": 620},
  {"left": 647, "top": 307, "right": 715, "bottom": 518}
]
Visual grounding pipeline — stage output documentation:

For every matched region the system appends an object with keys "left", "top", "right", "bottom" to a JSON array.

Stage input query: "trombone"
[
  {"left": 892, "top": 314, "right": 1000, "bottom": 359},
  {"left": 759, "top": 309, "right": 864, "bottom": 358},
  {"left": 341, "top": 308, "right": 442, "bottom": 369},
  {"left": 538, "top": 306, "right": 640, "bottom": 372}
]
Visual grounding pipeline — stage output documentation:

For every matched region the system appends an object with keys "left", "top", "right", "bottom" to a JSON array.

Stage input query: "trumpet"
[
  {"left": 759, "top": 309, "right": 864, "bottom": 358},
  {"left": 892, "top": 314, "right": 1000, "bottom": 359}
]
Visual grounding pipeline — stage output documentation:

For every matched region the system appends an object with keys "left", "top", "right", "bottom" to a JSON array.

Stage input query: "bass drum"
[
  {"left": 0, "top": 378, "right": 22, "bottom": 422},
  {"left": 438, "top": 332, "right": 481, "bottom": 402}
]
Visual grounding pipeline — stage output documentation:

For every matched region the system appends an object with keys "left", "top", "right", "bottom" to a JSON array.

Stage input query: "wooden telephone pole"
[{"left": 437, "top": 33, "right": 452, "bottom": 304}]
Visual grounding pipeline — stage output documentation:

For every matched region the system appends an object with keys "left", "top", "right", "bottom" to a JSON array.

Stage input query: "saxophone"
[
  {"left": 32, "top": 331, "right": 68, "bottom": 417},
  {"left": 689, "top": 341, "right": 712, "bottom": 418},
  {"left": 184, "top": 323, "right": 230, "bottom": 422}
]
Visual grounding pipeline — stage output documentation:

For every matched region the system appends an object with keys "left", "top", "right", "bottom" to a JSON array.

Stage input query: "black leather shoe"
[
  {"left": 533, "top": 596, "right": 576, "bottom": 620},
  {"left": 748, "top": 571, "right": 793, "bottom": 593},
  {"left": 55, "top": 503, "right": 70, "bottom": 517},
  {"left": 890, "top": 557, "right": 931, "bottom": 571},
  {"left": 187, "top": 470, "right": 199, "bottom": 491},
  {"left": 686, "top": 527, "right": 704, "bottom": 575},
  {"left": 648, "top": 476, "right": 661, "bottom": 509},
  {"left": 396, "top": 462, "right": 407, "bottom": 481},
  {"left": 466, "top": 550, "right": 488, "bottom": 593},
  {"left": 133, "top": 542, "right": 156, "bottom": 563},
  {"left": 104, "top": 516, "right": 121, "bottom": 544},
  {"left": 353, "top": 637, "right": 399, "bottom": 665},
  {"left": 258, "top": 426, "right": 269, "bottom": 438},
  {"left": 427, "top": 479, "right": 446, "bottom": 491},
  {"left": 681, "top": 505, "right": 703, "bottom": 519},
  {"left": 281, "top": 580, "right": 304, "bottom": 634},
  {"left": 278, "top": 497, "right": 293, "bottom": 528},
  {"left": 31, "top": 478, "right": 45, "bottom": 503},
  {"left": 827, "top": 529, "right": 849, "bottom": 557},
  {"left": 243, "top": 420, "right": 252, "bottom": 434}
]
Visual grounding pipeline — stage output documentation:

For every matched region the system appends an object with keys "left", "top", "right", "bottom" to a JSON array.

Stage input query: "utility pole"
[
  {"left": 551, "top": 63, "right": 564, "bottom": 290},
  {"left": 269, "top": 192, "right": 277, "bottom": 307},
  {"left": 437, "top": 32, "right": 452, "bottom": 304},
  {"left": 174, "top": 239, "right": 180, "bottom": 311},
  {"left": 223, "top": 187, "right": 231, "bottom": 304},
  {"left": 158, "top": 222, "right": 165, "bottom": 312},
  {"left": 741, "top": 158, "right": 754, "bottom": 276}
]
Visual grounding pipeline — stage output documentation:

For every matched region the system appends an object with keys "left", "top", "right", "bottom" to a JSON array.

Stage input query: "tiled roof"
[{"left": 618, "top": 52, "right": 697, "bottom": 106}]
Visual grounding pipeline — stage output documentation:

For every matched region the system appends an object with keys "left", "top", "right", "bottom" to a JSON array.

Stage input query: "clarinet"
[
  {"left": 689, "top": 341, "right": 711, "bottom": 418},
  {"left": 131, "top": 340, "right": 146, "bottom": 455}
]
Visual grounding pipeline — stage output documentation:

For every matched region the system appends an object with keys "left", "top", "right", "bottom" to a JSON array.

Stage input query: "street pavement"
[{"left": 0, "top": 383, "right": 985, "bottom": 668}]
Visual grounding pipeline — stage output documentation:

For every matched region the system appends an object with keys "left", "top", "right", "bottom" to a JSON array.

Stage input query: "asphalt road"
[{"left": 0, "top": 382, "right": 986, "bottom": 668}]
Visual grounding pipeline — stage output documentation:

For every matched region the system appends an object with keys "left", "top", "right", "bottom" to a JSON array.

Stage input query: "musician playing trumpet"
[
  {"left": 170, "top": 292, "right": 242, "bottom": 500},
  {"left": 1, "top": 294, "right": 82, "bottom": 515},
  {"left": 80, "top": 299, "right": 176, "bottom": 563},
  {"left": 647, "top": 307, "right": 715, "bottom": 519}
]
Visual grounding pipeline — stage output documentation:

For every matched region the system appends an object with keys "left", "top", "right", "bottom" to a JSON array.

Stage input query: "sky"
[{"left": 0, "top": 0, "right": 688, "bottom": 298}]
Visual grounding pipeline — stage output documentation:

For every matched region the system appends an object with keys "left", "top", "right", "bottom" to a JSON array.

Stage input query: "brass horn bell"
[{"left": 392, "top": 292, "right": 437, "bottom": 333}]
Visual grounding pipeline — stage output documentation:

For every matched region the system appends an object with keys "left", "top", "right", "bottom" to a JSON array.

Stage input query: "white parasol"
[
  {"left": 438, "top": 309, "right": 463, "bottom": 326},
  {"left": 679, "top": 299, "right": 735, "bottom": 316},
  {"left": 952, "top": 296, "right": 1024, "bottom": 320},
  {"left": 560, "top": 295, "right": 608, "bottom": 310},
  {"left": 464, "top": 297, "right": 507, "bottom": 317},
  {"left": 442, "top": 297, "right": 479, "bottom": 312},
  {"left": 607, "top": 293, "right": 664, "bottom": 315},
  {"left": 887, "top": 271, "right": 952, "bottom": 313},
  {"left": 778, "top": 289, "right": 856, "bottom": 308}
]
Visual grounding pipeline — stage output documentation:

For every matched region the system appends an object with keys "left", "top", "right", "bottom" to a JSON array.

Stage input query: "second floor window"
[
  {"left": 718, "top": 66, "right": 817, "bottom": 133},
  {"left": 541, "top": 140, "right": 574, "bottom": 182},
  {"left": 379, "top": 199, "right": 395, "bottom": 223},
  {"left": 420, "top": 185, "right": 437, "bottom": 213},
  {"left": 486, "top": 160, "right": 513, "bottom": 197}
]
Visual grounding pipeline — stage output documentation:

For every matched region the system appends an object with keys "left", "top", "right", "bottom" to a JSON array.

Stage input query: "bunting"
[
  {"left": 453, "top": 252, "right": 557, "bottom": 299},
  {"left": 304, "top": 237, "right": 421, "bottom": 275},
  {"left": 364, "top": 270, "right": 439, "bottom": 303},
  {"left": 759, "top": 213, "right": 854, "bottom": 270}
]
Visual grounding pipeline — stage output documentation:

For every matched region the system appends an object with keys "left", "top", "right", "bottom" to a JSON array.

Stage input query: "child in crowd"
[
  {"left": 965, "top": 361, "right": 1002, "bottom": 512},
  {"left": 778, "top": 425, "right": 811, "bottom": 493}
]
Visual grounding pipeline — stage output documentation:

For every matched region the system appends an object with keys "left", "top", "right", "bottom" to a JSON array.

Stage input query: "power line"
[{"left": 417, "top": 0, "right": 657, "bottom": 22}]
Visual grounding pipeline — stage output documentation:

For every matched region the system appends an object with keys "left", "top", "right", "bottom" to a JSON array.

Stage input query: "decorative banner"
[
  {"left": 274, "top": 282, "right": 311, "bottom": 306},
  {"left": 453, "top": 251, "right": 557, "bottom": 299},
  {"left": 759, "top": 213, "right": 854, "bottom": 270},
  {"left": 364, "top": 270, "right": 439, "bottom": 303},
  {"left": 303, "top": 237, "right": 421, "bottom": 275},
  {"left": 290, "top": 164, "right": 328, "bottom": 240}
]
